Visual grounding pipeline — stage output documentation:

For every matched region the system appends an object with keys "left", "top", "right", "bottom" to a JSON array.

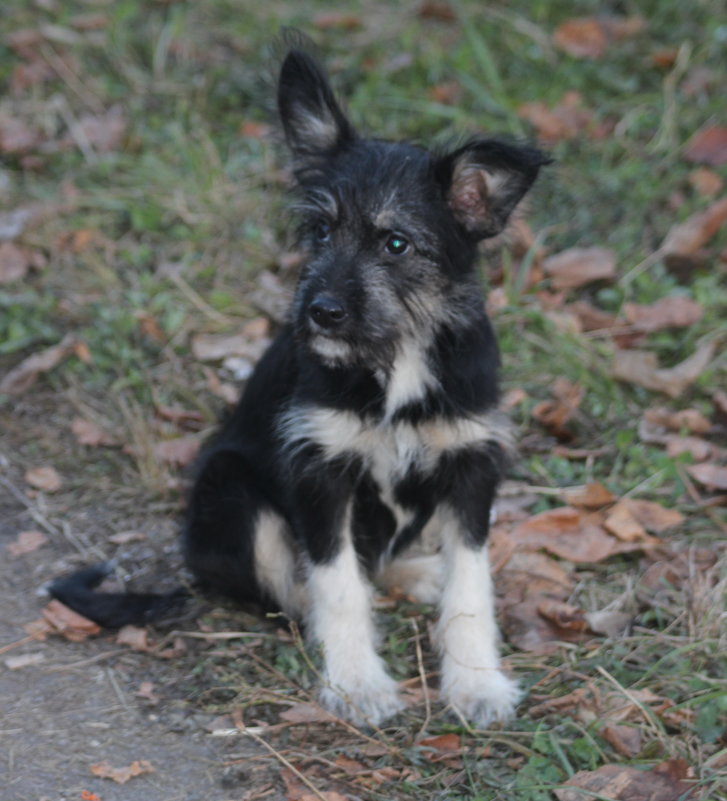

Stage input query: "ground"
[{"left": 1, "top": 2, "right": 726, "bottom": 801}]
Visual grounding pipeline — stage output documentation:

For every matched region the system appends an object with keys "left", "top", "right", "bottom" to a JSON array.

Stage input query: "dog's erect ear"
[
  {"left": 278, "top": 48, "right": 356, "bottom": 161},
  {"left": 436, "top": 140, "right": 550, "bottom": 240}
]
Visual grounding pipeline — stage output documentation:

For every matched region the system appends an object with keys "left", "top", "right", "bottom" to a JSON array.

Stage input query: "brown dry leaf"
[
  {"left": 204, "top": 367, "right": 239, "bottom": 405},
  {"left": 334, "top": 754, "right": 365, "bottom": 775},
  {"left": 71, "top": 417, "right": 118, "bottom": 447},
  {"left": 155, "top": 405, "right": 205, "bottom": 430},
  {"left": 537, "top": 599, "right": 588, "bottom": 632},
  {"left": 41, "top": 599, "right": 100, "bottom": 641},
  {"left": 623, "top": 296, "right": 703, "bottom": 332},
  {"left": 429, "top": 81, "right": 462, "bottom": 105},
  {"left": 135, "top": 681, "right": 159, "bottom": 705},
  {"left": 517, "top": 92, "right": 595, "bottom": 144},
  {"left": 601, "top": 724, "right": 642, "bottom": 757},
  {"left": 0, "top": 242, "right": 34, "bottom": 283},
  {"left": 313, "top": 12, "right": 362, "bottom": 30},
  {"left": 153, "top": 435, "right": 200, "bottom": 467},
  {"left": 279, "top": 702, "right": 337, "bottom": 724},
  {"left": 543, "top": 246, "right": 616, "bottom": 289},
  {"left": 660, "top": 196, "right": 727, "bottom": 256},
  {"left": 532, "top": 377, "right": 584, "bottom": 441},
  {"left": 509, "top": 507, "right": 651, "bottom": 563},
  {"left": 501, "top": 598, "right": 587, "bottom": 653},
  {"left": 665, "top": 434, "right": 714, "bottom": 461},
  {"left": 687, "top": 463, "right": 727, "bottom": 491},
  {"left": 604, "top": 502, "right": 649, "bottom": 542},
  {"left": 240, "top": 121, "right": 272, "bottom": 139},
  {"left": 25, "top": 465, "right": 62, "bottom": 492},
  {"left": 417, "top": 1, "right": 456, "bottom": 21},
  {"left": 89, "top": 760, "right": 155, "bottom": 784},
  {"left": 0, "top": 333, "right": 78, "bottom": 395},
  {"left": 562, "top": 482, "right": 615, "bottom": 509},
  {"left": 116, "top": 625, "right": 150, "bottom": 651},
  {"left": 300, "top": 794, "right": 348, "bottom": 801},
  {"left": 6, "top": 530, "right": 48, "bottom": 556},
  {"left": 419, "top": 733, "right": 461, "bottom": 753},
  {"left": 684, "top": 124, "right": 727, "bottom": 167},
  {"left": 499, "top": 550, "right": 575, "bottom": 600},
  {"left": 555, "top": 759, "right": 695, "bottom": 801},
  {"left": 689, "top": 167, "right": 724, "bottom": 197},
  {"left": 611, "top": 341, "right": 715, "bottom": 398},
  {"left": 552, "top": 18, "right": 608, "bottom": 58},
  {"left": 644, "top": 406, "right": 711, "bottom": 434},
  {"left": 565, "top": 300, "right": 618, "bottom": 332},
  {"left": 623, "top": 499, "right": 684, "bottom": 533}
]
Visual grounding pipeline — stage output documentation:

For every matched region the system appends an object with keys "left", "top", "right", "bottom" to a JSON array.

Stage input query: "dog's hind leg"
[{"left": 184, "top": 449, "right": 303, "bottom": 616}]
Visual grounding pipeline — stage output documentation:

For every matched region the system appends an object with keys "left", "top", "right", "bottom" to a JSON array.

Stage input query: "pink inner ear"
[{"left": 448, "top": 166, "right": 491, "bottom": 230}]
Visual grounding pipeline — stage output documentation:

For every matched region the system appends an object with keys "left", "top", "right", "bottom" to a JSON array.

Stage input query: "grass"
[{"left": 1, "top": 1, "right": 726, "bottom": 799}]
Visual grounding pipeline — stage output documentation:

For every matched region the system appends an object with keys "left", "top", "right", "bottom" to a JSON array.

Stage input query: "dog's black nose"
[{"left": 309, "top": 295, "right": 347, "bottom": 329}]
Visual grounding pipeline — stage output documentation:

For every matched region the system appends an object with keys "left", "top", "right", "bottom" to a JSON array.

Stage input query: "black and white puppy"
[{"left": 52, "top": 45, "right": 548, "bottom": 728}]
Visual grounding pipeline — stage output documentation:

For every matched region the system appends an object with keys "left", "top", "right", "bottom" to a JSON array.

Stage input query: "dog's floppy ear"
[
  {"left": 278, "top": 48, "right": 356, "bottom": 162},
  {"left": 436, "top": 140, "right": 550, "bottom": 240}
]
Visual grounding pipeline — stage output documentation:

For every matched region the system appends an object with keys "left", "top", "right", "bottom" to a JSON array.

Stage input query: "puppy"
[{"left": 51, "top": 43, "right": 548, "bottom": 728}]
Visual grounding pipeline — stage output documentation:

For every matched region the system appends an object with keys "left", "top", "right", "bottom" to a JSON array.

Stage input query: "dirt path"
[{"left": 0, "top": 436, "right": 274, "bottom": 801}]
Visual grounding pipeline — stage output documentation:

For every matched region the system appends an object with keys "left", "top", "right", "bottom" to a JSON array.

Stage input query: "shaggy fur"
[{"left": 50, "top": 44, "right": 548, "bottom": 728}]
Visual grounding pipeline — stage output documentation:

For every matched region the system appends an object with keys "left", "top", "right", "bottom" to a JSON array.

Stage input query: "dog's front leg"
[
  {"left": 293, "top": 475, "right": 403, "bottom": 727},
  {"left": 436, "top": 471, "right": 520, "bottom": 727}
]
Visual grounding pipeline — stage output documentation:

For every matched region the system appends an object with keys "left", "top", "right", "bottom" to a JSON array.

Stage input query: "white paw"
[
  {"left": 319, "top": 668, "right": 404, "bottom": 727},
  {"left": 442, "top": 668, "right": 521, "bottom": 728}
]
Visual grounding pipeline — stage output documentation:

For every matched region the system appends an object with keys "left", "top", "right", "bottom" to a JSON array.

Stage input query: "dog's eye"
[
  {"left": 314, "top": 221, "right": 331, "bottom": 242},
  {"left": 385, "top": 233, "right": 409, "bottom": 255}
]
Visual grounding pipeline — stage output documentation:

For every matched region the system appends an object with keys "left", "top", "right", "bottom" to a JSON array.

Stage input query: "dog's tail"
[{"left": 48, "top": 563, "right": 189, "bottom": 628}]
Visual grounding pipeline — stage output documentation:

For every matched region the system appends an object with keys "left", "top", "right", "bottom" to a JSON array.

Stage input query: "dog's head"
[{"left": 278, "top": 47, "right": 548, "bottom": 369}]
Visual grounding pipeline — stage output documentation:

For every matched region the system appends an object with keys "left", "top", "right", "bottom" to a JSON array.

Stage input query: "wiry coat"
[{"left": 51, "top": 46, "right": 548, "bottom": 728}]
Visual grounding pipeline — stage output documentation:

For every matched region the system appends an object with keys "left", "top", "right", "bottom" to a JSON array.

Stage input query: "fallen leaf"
[
  {"left": 153, "top": 435, "right": 200, "bottom": 467},
  {"left": 0, "top": 333, "right": 78, "bottom": 395},
  {"left": 240, "top": 121, "right": 272, "bottom": 139},
  {"left": 543, "top": 247, "right": 616, "bottom": 289},
  {"left": 518, "top": 92, "right": 596, "bottom": 144},
  {"left": 665, "top": 434, "right": 714, "bottom": 461},
  {"left": 41, "top": 599, "right": 100, "bottom": 641},
  {"left": 116, "top": 625, "right": 150, "bottom": 651},
  {"left": 532, "top": 377, "right": 584, "bottom": 441},
  {"left": 604, "top": 502, "right": 648, "bottom": 542},
  {"left": 279, "top": 702, "right": 337, "bottom": 724},
  {"left": 0, "top": 242, "right": 33, "bottom": 283},
  {"left": 562, "top": 482, "right": 615, "bottom": 509},
  {"left": 6, "top": 530, "right": 48, "bottom": 556},
  {"left": 623, "top": 297, "right": 703, "bottom": 332},
  {"left": 611, "top": 342, "right": 715, "bottom": 398},
  {"left": 537, "top": 599, "right": 588, "bottom": 632},
  {"left": 417, "top": 1, "right": 456, "bottom": 21},
  {"left": 89, "top": 760, "right": 155, "bottom": 784},
  {"left": 552, "top": 18, "right": 608, "bottom": 59},
  {"left": 555, "top": 759, "right": 696, "bottom": 801},
  {"left": 80, "top": 790, "right": 101, "bottom": 801},
  {"left": 25, "top": 465, "right": 62, "bottom": 492},
  {"left": 623, "top": 499, "right": 684, "bottom": 532},
  {"left": 643, "top": 406, "right": 711, "bottom": 434},
  {"left": 584, "top": 609, "right": 632, "bottom": 637},
  {"left": 660, "top": 196, "right": 727, "bottom": 256},
  {"left": 155, "top": 405, "right": 205, "bottom": 430},
  {"left": 687, "top": 463, "right": 727, "bottom": 491},
  {"left": 418, "top": 733, "right": 461, "bottom": 753},
  {"left": 601, "top": 724, "right": 642, "bottom": 757},
  {"left": 429, "top": 81, "right": 462, "bottom": 105},
  {"left": 565, "top": 300, "right": 618, "bottom": 332},
  {"left": 71, "top": 417, "right": 118, "bottom": 447},
  {"left": 509, "top": 507, "right": 653, "bottom": 563},
  {"left": 688, "top": 167, "right": 723, "bottom": 197},
  {"left": 313, "top": 12, "right": 362, "bottom": 30},
  {"left": 334, "top": 754, "right": 365, "bottom": 774},
  {"left": 684, "top": 124, "right": 727, "bottom": 167},
  {"left": 4, "top": 652, "right": 45, "bottom": 669},
  {"left": 135, "top": 681, "right": 160, "bottom": 705}
]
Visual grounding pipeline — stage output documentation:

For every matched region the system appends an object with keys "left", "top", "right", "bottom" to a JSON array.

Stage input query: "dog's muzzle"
[{"left": 308, "top": 294, "right": 347, "bottom": 330}]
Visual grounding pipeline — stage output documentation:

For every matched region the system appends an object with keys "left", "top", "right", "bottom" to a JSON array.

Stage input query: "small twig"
[
  {"left": 104, "top": 666, "right": 133, "bottom": 715},
  {"left": 45, "top": 650, "right": 125, "bottom": 672},
  {"left": 240, "top": 726, "right": 329, "bottom": 801},
  {"left": 410, "top": 617, "right": 432, "bottom": 737},
  {"left": 166, "top": 270, "right": 231, "bottom": 325},
  {"left": 0, "top": 635, "right": 38, "bottom": 656},
  {"left": 595, "top": 665, "right": 664, "bottom": 740}
]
